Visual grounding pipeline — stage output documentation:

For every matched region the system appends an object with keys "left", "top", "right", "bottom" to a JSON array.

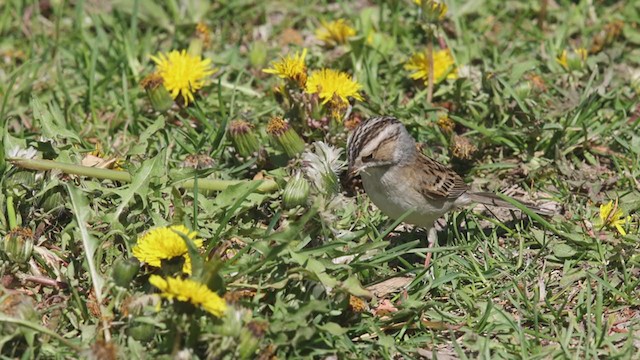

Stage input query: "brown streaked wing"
[{"left": 408, "top": 154, "right": 468, "bottom": 200}]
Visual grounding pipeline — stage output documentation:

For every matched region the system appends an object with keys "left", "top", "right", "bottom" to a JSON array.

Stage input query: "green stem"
[
  {"left": 9, "top": 158, "right": 131, "bottom": 181},
  {"left": 7, "top": 158, "right": 279, "bottom": 193}
]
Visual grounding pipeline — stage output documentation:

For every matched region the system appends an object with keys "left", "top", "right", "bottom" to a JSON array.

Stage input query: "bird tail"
[{"left": 467, "top": 192, "right": 554, "bottom": 216}]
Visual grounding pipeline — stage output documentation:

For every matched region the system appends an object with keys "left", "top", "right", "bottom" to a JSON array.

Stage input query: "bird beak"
[{"left": 346, "top": 164, "right": 362, "bottom": 181}]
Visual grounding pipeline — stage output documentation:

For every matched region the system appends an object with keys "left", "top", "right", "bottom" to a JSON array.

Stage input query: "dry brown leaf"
[
  {"left": 81, "top": 154, "right": 117, "bottom": 169},
  {"left": 366, "top": 276, "right": 413, "bottom": 298}
]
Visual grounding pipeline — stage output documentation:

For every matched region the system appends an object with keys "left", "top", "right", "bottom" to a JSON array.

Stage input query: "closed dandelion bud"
[
  {"left": 420, "top": 0, "right": 448, "bottom": 22},
  {"left": 283, "top": 172, "right": 310, "bottom": 208},
  {"left": 437, "top": 115, "right": 455, "bottom": 134},
  {"left": 514, "top": 81, "right": 532, "bottom": 99},
  {"left": 238, "top": 321, "right": 267, "bottom": 360},
  {"left": 140, "top": 73, "right": 173, "bottom": 112},
  {"left": 266, "top": 117, "right": 305, "bottom": 157},
  {"left": 228, "top": 120, "right": 260, "bottom": 157},
  {"left": 450, "top": 135, "right": 477, "bottom": 160},
  {"left": 2, "top": 228, "right": 34, "bottom": 264},
  {"left": 189, "top": 23, "right": 212, "bottom": 57},
  {"left": 112, "top": 258, "right": 140, "bottom": 288}
]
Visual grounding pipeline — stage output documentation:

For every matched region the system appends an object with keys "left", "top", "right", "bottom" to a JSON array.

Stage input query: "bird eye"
[{"left": 362, "top": 154, "right": 374, "bottom": 162}]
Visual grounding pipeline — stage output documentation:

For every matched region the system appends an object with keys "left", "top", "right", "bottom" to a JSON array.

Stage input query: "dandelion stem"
[
  {"left": 7, "top": 158, "right": 278, "bottom": 193},
  {"left": 426, "top": 30, "right": 435, "bottom": 104}
]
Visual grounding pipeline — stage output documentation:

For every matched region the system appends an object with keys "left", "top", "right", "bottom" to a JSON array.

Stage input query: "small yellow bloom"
[
  {"left": 556, "top": 50, "right": 568, "bottom": 69},
  {"left": 349, "top": 295, "right": 367, "bottom": 313},
  {"left": 405, "top": 49, "right": 457, "bottom": 85},
  {"left": 151, "top": 50, "right": 216, "bottom": 104},
  {"left": 575, "top": 48, "right": 588, "bottom": 60},
  {"left": 132, "top": 225, "right": 203, "bottom": 274},
  {"left": 599, "top": 200, "right": 631, "bottom": 236},
  {"left": 315, "top": 19, "right": 356, "bottom": 46},
  {"left": 414, "top": 0, "right": 448, "bottom": 21},
  {"left": 305, "top": 69, "right": 364, "bottom": 106},
  {"left": 149, "top": 275, "right": 227, "bottom": 317},
  {"left": 556, "top": 48, "right": 588, "bottom": 71},
  {"left": 262, "top": 49, "right": 308, "bottom": 87}
]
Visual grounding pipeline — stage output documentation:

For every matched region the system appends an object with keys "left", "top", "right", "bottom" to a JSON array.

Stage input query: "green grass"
[{"left": 1, "top": 0, "right": 640, "bottom": 358}]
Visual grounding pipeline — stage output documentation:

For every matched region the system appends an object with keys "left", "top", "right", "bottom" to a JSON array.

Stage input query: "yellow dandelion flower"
[
  {"left": 150, "top": 50, "right": 216, "bottom": 105},
  {"left": 262, "top": 49, "right": 308, "bottom": 86},
  {"left": 305, "top": 69, "right": 364, "bottom": 106},
  {"left": 599, "top": 200, "right": 631, "bottom": 236},
  {"left": 556, "top": 48, "right": 588, "bottom": 71},
  {"left": 132, "top": 225, "right": 203, "bottom": 274},
  {"left": 315, "top": 19, "right": 356, "bottom": 46},
  {"left": 149, "top": 275, "right": 227, "bottom": 317},
  {"left": 405, "top": 49, "right": 457, "bottom": 85}
]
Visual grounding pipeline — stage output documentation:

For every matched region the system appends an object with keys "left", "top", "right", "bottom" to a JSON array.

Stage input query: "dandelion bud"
[
  {"left": 514, "top": 81, "right": 532, "bottom": 99},
  {"left": 266, "top": 117, "right": 305, "bottom": 157},
  {"left": 450, "top": 135, "right": 477, "bottom": 160},
  {"left": 238, "top": 321, "right": 267, "bottom": 360},
  {"left": 419, "top": 0, "right": 448, "bottom": 22},
  {"left": 140, "top": 73, "right": 173, "bottom": 112},
  {"left": 188, "top": 23, "right": 212, "bottom": 57},
  {"left": 228, "top": 120, "right": 260, "bottom": 158},
  {"left": 2, "top": 227, "right": 34, "bottom": 264},
  {"left": 282, "top": 172, "right": 310, "bottom": 208},
  {"left": 436, "top": 114, "right": 455, "bottom": 134},
  {"left": 112, "top": 257, "right": 140, "bottom": 288}
]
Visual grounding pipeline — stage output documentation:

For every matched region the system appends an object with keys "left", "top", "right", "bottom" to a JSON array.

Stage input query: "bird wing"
[{"left": 405, "top": 154, "right": 469, "bottom": 200}]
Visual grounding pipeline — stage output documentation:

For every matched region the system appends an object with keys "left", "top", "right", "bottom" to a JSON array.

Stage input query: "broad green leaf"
[
  {"left": 289, "top": 250, "right": 338, "bottom": 288},
  {"left": 128, "top": 116, "right": 166, "bottom": 156},
  {"left": 553, "top": 243, "right": 577, "bottom": 258},
  {"left": 341, "top": 276, "right": 372, "bottom": 298},
  {"left": 31, "top": 97, "right": 81, "bottom": 143},
  {"left": 317, "top": 322, "right": 348, "bottom": 336},
  {"left": 66, "top": 184, "right": 104, "bottom": 308},
  {"left": 113, "top": 155, "right": 163, "bottom": 219}
]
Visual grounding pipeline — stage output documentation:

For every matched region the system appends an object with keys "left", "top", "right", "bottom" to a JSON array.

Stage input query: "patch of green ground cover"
[{"left": 1, "top": 0, "right": 639, "bottom": 358}]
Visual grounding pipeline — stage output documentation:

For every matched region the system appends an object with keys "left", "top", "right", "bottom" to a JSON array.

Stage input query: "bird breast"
[{"left": 359, "top": 166, "right": 458, "bottom": 228}]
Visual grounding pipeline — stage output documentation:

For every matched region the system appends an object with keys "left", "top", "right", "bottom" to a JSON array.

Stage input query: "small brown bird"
[{"left": 347, "top": 116, "right": 552, "bottom": 266}]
